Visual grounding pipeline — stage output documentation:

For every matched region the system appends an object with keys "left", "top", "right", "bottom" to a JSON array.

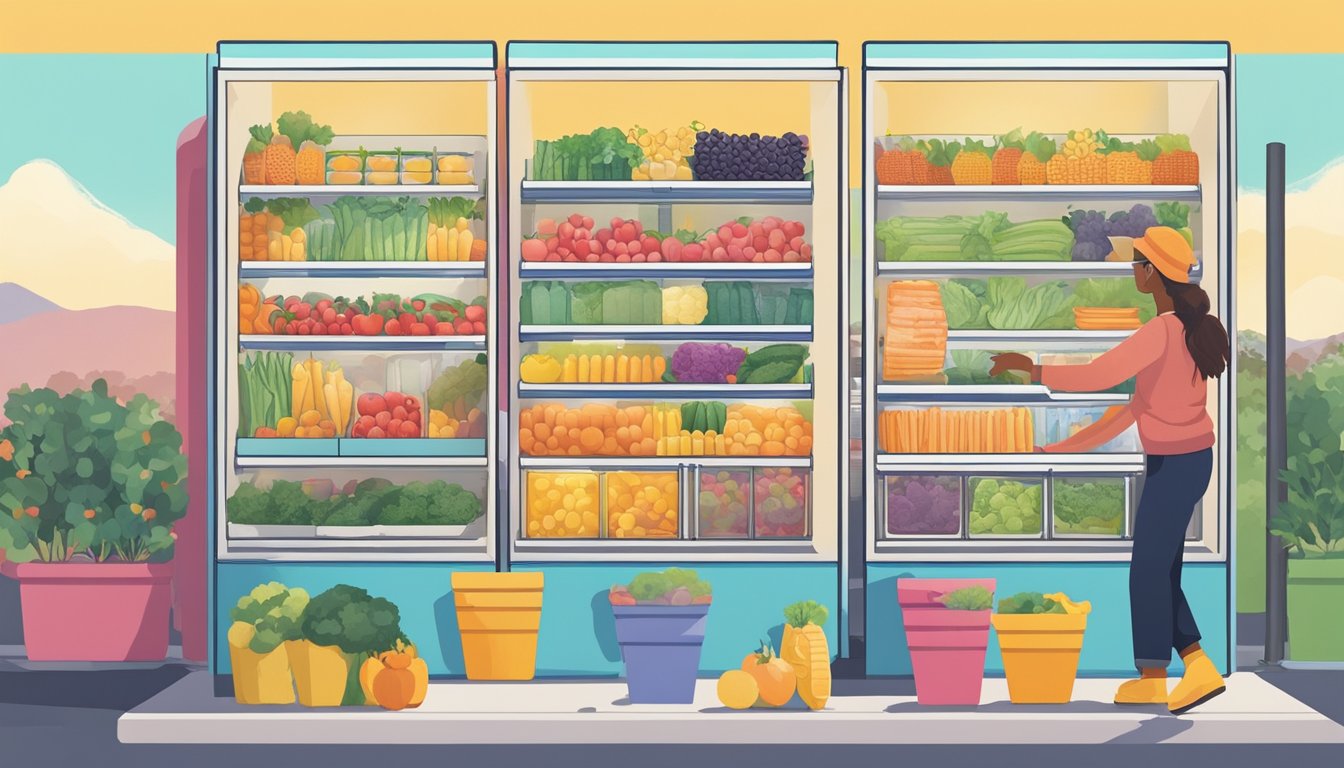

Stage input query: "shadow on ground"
[{"left": 0, "top": 665, "right": 191, "bottom": 711}]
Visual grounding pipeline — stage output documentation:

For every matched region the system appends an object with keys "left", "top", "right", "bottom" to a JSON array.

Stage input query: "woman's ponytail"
[{"left": 1163, "top": 279, "right": 1230, "bottom": 380}]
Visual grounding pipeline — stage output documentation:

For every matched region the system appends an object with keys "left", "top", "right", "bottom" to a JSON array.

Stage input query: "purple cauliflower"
[{"left": 669, "top": 343, "right": 747, "bottom": 384}]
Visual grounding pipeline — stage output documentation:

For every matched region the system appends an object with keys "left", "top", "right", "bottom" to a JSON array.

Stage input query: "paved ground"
[{"left": 5, "top": 646, "right": 1344, "bottom": 767}]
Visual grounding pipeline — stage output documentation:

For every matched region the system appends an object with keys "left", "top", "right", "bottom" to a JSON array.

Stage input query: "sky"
[
  {"left": 0, "top": 54, "right": 203, "bottom": 243},
  {"left": 1235, "top": 54, "right": 1344, "bottom": 191}
]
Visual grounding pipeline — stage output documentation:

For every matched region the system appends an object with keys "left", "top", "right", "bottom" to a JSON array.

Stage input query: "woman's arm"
[
  {"left": 1042, "top": 405, "right": 1136, "bottom": 454},
  {"left": 1041, "top": 319, "right": 1168, "bottom": 393}
]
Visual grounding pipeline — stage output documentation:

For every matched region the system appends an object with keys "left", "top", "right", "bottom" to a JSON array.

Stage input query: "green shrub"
[{"left": 0, "top": 380, "right": 187, "bottom": 563}]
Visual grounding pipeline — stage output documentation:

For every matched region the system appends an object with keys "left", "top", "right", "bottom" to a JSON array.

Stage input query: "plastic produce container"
[
  {"left": 886, "top": 475, "right": 961, "bottom": 536},
  {"left": 753, "top": 467, "right": 809, "bottom": 538},
  {"left": 698, "top": 469, "right": 749, "bottom": 538},
  {"left": 606, "top": 471, "right": 679, "bottom": 539},
  {"left": 1053, "top": 476, "right": 1126, "bottom": 537},
  {"left": 967, "top": 476, "right": 1043, "bottom": 537},
  {"left": 524, "top": 471, "right": 599, "bottom": 538}
]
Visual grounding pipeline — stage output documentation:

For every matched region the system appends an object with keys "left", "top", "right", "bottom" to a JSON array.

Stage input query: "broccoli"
[
  {"left": 376, "top": 481, "right": 483, "bottom": 526},
  {"left": 299, "top": 585, "right": 404, "bottom": 706},
  {"left": 226, "top": 482, "right": 271, "bottom": 524},
  {"left": 230, "top": 582, "right": 309, "bottom": 653},
  {"left": 262, "top": 480, "right": 316, "bottom": 526}
]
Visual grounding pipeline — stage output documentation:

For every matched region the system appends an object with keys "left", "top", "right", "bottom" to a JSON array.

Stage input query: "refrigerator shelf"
[
  {"left": 876, "top": 384, "right": 1129, "bottom": 406},
  {"left": 240, "top": 262, "right": 486, "bottom": 279},
  {"left": 240, "top": 184, "right": 480, "bottom": 199},
  {"left": 239, "top": 335, "right": 486, "bottom": 351},
  {"left": 521, "top": 180, "right": 813, "bottom": 204},
  {"left": 943, "top": 329, "right": 1133, "bottom": 348},
  {"left": 519, "top": 325, "right": 812, "bottom": 342},
  {"left": 518, "top": 262, "right": 813, "bottom": 280},
  {"left": 876, "top": 184, "right": 1201, "bottom": 201},
  {"left": 236, "top": 455, "right": 489, "bottom": 469},
  {"left": 878, "top": 261, "right": 1141, "bottom": 278},
  {"left": 521, "top": 456, "right": 812, "bottom": 470},
  {"left": 518, "top": 382, "right": 813, "bottom": 400},
  {"left": 875, "top": 452, "right": 1145, "bottom": 474}
]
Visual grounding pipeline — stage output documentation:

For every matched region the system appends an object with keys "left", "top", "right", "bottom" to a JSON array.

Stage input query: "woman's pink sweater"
[{"left": 1041, "top": 313, "right": 1215, "bottom": 456}]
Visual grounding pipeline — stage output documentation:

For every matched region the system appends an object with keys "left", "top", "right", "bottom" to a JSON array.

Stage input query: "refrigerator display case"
[
  {"left": 861, "top": 42, "right": 1233, "bottom": 674},
  {"left": 506, "top": 41, "right": 848, "bottom": 673},
  {"left": 208, "top": 42, "right": 500, "bottom": 673}
]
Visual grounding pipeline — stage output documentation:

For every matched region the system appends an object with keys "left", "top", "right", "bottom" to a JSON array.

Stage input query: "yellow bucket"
[
  {"left": 992, "top": 613, "right": 1088, "bottom": 704},
  {"left": 288, "top": 640, "right": 349, "bottom": 707},
  {"left": 452, "top": 572, "right": 544, "bottom": 680},
  {"left": 230, "top": 642, "right": 295, "bottom": 705}
]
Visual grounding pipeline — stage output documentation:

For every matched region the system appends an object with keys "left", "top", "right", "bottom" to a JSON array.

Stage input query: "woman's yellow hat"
[{"left": 1133, "top": 226, "right": 1197, "bottom": 283}]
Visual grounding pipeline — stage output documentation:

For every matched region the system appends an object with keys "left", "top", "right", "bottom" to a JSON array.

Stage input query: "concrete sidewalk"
[{"left": 119, "top": 672, "right": 1344, "bottom": 745}]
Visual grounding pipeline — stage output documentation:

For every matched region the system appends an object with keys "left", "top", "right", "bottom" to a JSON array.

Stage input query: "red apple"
[{"left": 357, "top": 393, "right": 386, "bottom": 417}]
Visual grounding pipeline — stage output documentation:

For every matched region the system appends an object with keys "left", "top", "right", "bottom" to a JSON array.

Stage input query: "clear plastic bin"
[
  {"left": 525, "top": 471, "right": 599, "bottom": 538},
  {"left": 886, "top": 475, "right": 961, "bottom": 536},
  {"left": 967, "top": 476, "right": 1043, "bottom": 537},
  {"left": 753, "top": 467, "right": 810, "bottom": 538},
  {"left": 606, "top": 471, "right": 679, "bottom": 539},
  {"left": 1053, "top": 476, "right": 1126, "bottom": 537},
  {"left": 697, "top": 469, "right": 749, "bottom": 538}
]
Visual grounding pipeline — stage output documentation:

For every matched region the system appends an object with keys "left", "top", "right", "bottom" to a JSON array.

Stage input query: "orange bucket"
[
  {"left": 991, "top": 613, "right": 1088, "bottom": 703},
  {"left": 452, "top": 572, "right": 544, "bottom": 680}
]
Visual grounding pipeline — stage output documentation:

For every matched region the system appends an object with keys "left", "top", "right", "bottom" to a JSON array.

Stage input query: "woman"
[{"left": 990, "top": 226, "right": 1231, "bottom": 715}]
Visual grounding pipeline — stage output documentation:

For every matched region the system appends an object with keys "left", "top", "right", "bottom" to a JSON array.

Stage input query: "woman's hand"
[{"left": 990, "top": 352, "right": 1037, "bottom": 380}]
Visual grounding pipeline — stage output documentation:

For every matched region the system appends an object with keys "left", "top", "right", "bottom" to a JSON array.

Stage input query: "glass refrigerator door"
[
  {"left": 212, "top": 43, "right": 499, "bottom": 562},
  {"left": 506, "top": 42, "right": 847, "bottom": 563},
  {"left": 862, "top": 43, "right": 1231, "bottom": 561}
]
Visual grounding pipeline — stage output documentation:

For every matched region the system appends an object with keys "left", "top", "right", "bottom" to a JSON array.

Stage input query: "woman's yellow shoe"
[
  {"left": 1168, "top": 652, "right": 1226, "bottom": 715},
  {"left": 1114, "top": 677, "right": 1169, "bottom": 705}
]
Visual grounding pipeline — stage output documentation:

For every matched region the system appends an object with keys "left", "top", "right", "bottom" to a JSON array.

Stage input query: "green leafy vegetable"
[
  {"left": 938, "top": 585, "right": 993, "bottom": 611},
  {"left": 784, "top": 600, "right": 829, "bottom": 628},
  {"left": 945, "top": 350, "right": 1029, "bottom": 385},
  {"left": 985, "top": 277, "right": 1071, "bottom": 330},
  {"left": 940, "top": 280, "right": 990, "bottom": 330},
  {"left": 625, "top": 568, "right": 712, "bottom": 602},
  {"left": 997, "top": 592, "right": 1066, "bottom": 615},
  {"left": 1155, "top": 133, "right": 1192, "bottom": 153},
  {"left": 1053, "top": 479, "right": 1125, "bottom": 535},
  {"left": 276, "top": 110, "right": 334, "bottom": 148},
  {"left": 1023, "top": 131, "right": 1057, "bottom": 163},
  {"left": 245, "top": 124, "right": 273, "bottom": 154},
  {"left": 1155, "top": 201, "right": 1191, "bottom": 230}
]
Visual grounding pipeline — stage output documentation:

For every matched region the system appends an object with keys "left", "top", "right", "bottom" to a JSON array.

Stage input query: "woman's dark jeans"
[{"left": 1131, "top": 448, "right": 1213, "bottom": 669}]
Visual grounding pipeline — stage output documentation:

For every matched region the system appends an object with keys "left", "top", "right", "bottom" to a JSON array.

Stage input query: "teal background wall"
[{"left": 865, "top": 562, "right": 1230, "bottom": 677}]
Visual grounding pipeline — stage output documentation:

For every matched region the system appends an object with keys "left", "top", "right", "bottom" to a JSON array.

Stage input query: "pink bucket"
[
  {"left": 2, "top": 561, "right": 173, "bottom": 662},
  {"left": 897, "top": 578, "right": 995, "bottom": 706}
]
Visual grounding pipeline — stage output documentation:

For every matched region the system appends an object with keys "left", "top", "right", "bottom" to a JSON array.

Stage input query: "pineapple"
[
  {"left": 1153, "top": 134, "right": 1200, "bottom": 185},
  {"left": 276, "top": 111, "right": 334, "bottom": 186},
  {"left": 991, "top": 128, "right": 1025, "bottom": 185},
  {"left": 950, "top": 138, "right": 993, "bottom": 185},
  {"left": 782, "top": 601, "right": 832, "bottom": 711},
  {"left": 243, "top": 124, "right": 272, "bottom": 184},
  {"left": 1018, "top": 132, "right": 1055, "bottom": 185},
  {"left": 263, "top": 134, "right": 296, "bottom": 185},
  {"left": 924, "top": 139, "right": 959, "bottom": 185}
]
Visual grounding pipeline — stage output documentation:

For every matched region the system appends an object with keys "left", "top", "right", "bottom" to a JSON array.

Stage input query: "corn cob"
[{"left": 951, "top": 138, "right": 993, "bottom": 185}]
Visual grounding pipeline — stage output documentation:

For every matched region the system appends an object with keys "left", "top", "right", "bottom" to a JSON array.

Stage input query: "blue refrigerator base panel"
[
  {"left": 865, "top": 562, "right": 1230, "bottom": 677},
  {"left": 512, "top": 562, "right": 840, "bottom": 676},
  {"left": 215, "top": 562, "right": 493, "bottom": 676},
  {"left": 215, "top": 561, "right": 839, "bottom": 677}
]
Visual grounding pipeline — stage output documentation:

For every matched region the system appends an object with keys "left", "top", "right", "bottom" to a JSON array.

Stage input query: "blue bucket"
[{"left": 612, "top": 604, "right": 710, "bottom": 704}]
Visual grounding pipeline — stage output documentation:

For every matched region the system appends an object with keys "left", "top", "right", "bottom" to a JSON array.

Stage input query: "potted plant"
[
  {"left": 451, "top": 571, "right": 544, "bottom": 680},
  {"left": 609, "top": 568, "right": 712, "bottom": 704},
  {"left": 897, "top": 577, "right": 995, "bottom": 705},
  {"left": 227, "top": 582, "right": 308, "bottom": 704},
  {"left": 0, "top": 381, "right": 188, "bottom": 662},
  {"left": 991, "top": 592, "right": 1091, "bottom": 704},
  {"left": 1271, "top": 449, "right": 1344, "bottom": 662},
  {"left": 292, "top": 584, "right": 403, "bottom": 706}
]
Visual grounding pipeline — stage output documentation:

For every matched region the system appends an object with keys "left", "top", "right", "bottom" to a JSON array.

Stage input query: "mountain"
[
  {"left": 1288, "top": 332, "right": 1344, "bottom": 372},
  {"left": 0, "top": 306, "right": 174, "bottom": 415},
  {"left": 0, "top": 282, "right": 61, "bottom": 324},
  {"left": 0, "top": 160, "right": 174, "bottom": 312}
]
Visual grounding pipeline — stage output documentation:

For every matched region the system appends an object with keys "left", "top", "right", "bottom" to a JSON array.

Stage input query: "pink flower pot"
[
  {"left": 897, "top": 578, "right": 996, "bottom": 706},
  {"left": 1, "top": 560, "right": 173, "bottom": 662}
]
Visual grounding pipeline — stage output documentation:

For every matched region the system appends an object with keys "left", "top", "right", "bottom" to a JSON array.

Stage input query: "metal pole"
[{"left": 1264, "top": 142, "right": 1288, "bottom": 665}]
